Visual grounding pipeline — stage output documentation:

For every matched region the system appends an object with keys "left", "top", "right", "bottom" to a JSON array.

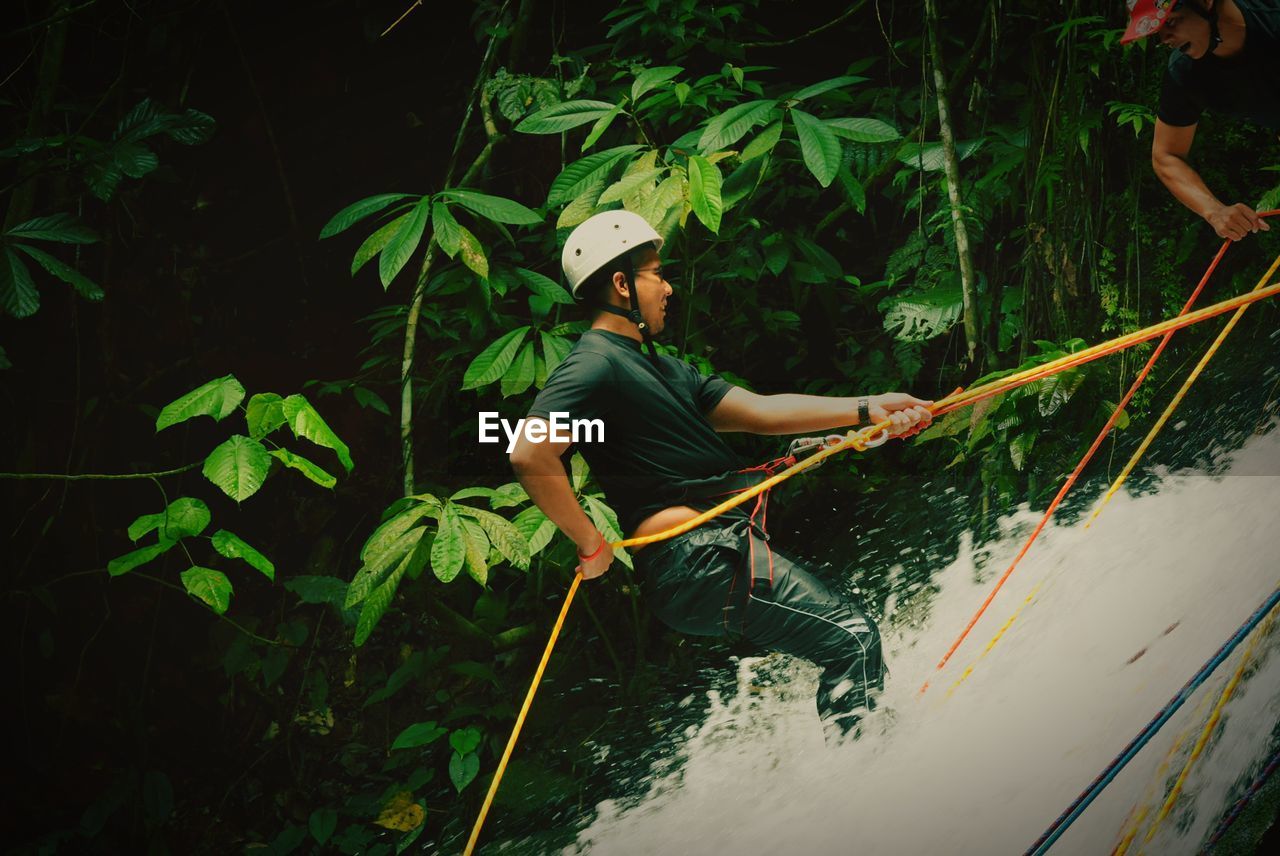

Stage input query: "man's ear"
[{"left": 611, "top": 269, "right": 630, "bottom": 299}]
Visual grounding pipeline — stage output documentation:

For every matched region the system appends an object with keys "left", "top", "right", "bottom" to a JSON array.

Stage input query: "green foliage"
[{"left": 156, "top": 375, "right": 246, "bottom": 432}]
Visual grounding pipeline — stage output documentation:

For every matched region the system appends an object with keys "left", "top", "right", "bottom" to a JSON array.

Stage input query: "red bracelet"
[{"left": 577, "top": 536, "right": 606, "bottom": 561}]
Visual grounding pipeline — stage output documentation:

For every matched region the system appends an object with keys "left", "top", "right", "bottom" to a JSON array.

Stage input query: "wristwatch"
[{"left": 857, "top": 397, "right": 870, "bottom": 425}]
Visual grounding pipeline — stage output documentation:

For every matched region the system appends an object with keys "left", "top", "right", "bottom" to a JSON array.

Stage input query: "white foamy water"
[{"left": 559, "top": 422, "right": 1280, "bottom": 855}]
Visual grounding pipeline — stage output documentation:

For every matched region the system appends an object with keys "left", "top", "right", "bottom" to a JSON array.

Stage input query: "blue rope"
[
  {"left": 1025, "top": 585, "right": 1280, "bottom": 856},
  {"left": 1199, "top": 746, "right": 1280, "bottom": 853}
]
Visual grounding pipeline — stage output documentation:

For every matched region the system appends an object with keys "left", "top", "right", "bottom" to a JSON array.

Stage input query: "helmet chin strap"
[{"left": 596, "top": 256, "right": 661, "bottom": 367}]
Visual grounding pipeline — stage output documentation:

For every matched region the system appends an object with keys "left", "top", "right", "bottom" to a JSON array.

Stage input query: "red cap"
[{"left": 1121, "top": 0, "right": 1179, "bottom": 44}]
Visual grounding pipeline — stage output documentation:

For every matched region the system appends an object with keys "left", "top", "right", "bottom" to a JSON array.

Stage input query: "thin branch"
[
  {"left": 741, "top": 2, "right": 867, "bottom": 48},
  {"left": 222, "top": 1, "right": 310, "bottom": 291},
  {"left": 3, "top": 0, "right": 98, "bottom": 39},
  {"left": 380, "top": 0, "right": 422, "bottom": 38},
  {"left": 0, "top": 461, "right": 201, "bottom": 480}
]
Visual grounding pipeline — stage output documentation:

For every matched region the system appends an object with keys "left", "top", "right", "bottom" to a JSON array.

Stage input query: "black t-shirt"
[
  {"left": 527, "top": 329, "right": 743, "bottom": 534},
  {"left": 1159, "top": 0, "right": 1280, "bottom": 131}
]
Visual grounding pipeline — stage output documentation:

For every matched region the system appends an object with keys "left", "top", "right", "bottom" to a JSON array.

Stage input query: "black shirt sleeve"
[
  {"left": 672, "top": 359, "right": 735, "bottom": 414},
  {"left": 527, "top": 349, "right": 614, "bottom": 422},
  {"left": 1158, "top": 58, "right": 1203, "bottom": 127}
]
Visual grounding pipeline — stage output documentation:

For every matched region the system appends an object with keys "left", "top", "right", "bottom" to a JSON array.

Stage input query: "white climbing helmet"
[{"left": 561, "top": 210, "right": 664, "bottom": 298}]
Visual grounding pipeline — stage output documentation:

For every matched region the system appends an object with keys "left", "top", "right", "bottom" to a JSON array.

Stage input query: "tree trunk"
[{"left": 925, "top": 0, "right": 980, "bottom": 366}]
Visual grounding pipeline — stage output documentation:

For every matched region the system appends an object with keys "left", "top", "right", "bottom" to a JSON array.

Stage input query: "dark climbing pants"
[{"left": 634, "top": 518, "right": 883, "bottom": 737}]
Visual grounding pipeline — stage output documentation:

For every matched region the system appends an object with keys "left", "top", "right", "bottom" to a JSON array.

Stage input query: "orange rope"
[{"left": 918, "top": 232, "right": 1278, "bottom": 695}]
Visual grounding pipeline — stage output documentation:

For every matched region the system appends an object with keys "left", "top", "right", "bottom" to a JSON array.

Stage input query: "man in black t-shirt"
[
  {"left": 509, "top": 210, "right": 933, "bottom": 740},
  {"left": 1122, "top": 0, "right": 1280, "bottom": 240}
]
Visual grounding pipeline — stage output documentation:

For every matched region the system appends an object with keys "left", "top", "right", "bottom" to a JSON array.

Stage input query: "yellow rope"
[
  {"left": 463, "top": 572, "right": 581, "bottom": 856},
  {"left": 1111, "top": 684, "right": 1219, "bottom": 855},
  {"left": 1138, "top": 611, "right": 1278, "bottom": 851},
  {"left": 1088, "top": 252, "right": 1280, "bottom": 528},
  {"left": 945, "top": 579, "right": 1047, "bottom": 697}
]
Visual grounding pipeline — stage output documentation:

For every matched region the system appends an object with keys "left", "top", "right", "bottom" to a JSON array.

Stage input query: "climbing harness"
[
  {"left": 1024, "top": 586, "right": 1280, "bottom": 856},
  {"left": 464, "top": 276, "right": 1280, "bottom": 854},
  {"left": 920, "top": 223, "right": 1279, "bottom": 696}
]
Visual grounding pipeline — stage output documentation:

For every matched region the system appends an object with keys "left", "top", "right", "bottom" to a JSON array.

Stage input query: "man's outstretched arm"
[
  {"left": 1152, "top": 119, "right": 1268, "bottom": 241},
  {"left": 509, "top": 421, "right": 614, "bottom": 579},
  {"left": 708, "top": 387, "right": 932, "bottom": 436}
]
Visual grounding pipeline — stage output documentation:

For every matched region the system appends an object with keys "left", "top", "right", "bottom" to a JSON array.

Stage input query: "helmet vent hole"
[{"left": 575, "top": 249, "right": 581, "bottom": 255}]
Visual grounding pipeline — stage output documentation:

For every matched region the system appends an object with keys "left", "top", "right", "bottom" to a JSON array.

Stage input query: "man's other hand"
[
  {"left": 870, "top": 393, "right": 934, "bottom": 438},
  {"left": 1207, "top": 202, "right": 1270, "bottom": 241}
]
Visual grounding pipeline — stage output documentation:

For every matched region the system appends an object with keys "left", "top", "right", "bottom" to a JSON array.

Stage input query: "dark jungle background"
[{"left": 4, "top": 0, "right": 1280, "bottom": 852}]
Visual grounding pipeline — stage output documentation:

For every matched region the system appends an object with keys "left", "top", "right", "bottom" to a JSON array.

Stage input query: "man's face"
[
  {"left": 1158, "top": 3, "right": 1213, "bottom": 59},
  {"left": 631, "top": 248, "right": 673, "bottom": 335}
]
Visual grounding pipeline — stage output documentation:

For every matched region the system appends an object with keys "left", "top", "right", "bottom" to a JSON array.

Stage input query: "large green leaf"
[
  {"left": 436, "top": 189, "right": 541, "bottom": 225},
  {"left": 512, "top": 267, "right": 573, "bottom": 304},
  {"left": 245, "top": 393, "right": 287, "bottom": 439},
  {"left": 631, "top": 66, "right": 683, "bottom": 102},
  {"left": 181, "top": 566, "right": 233, "bottom": 615},
  {"left": 501, "top": 341, "right": 536, "bottom": 398},
  {"left": 516, "top": 100, "right": 618, "bottom": 134},
  {"left": 790, "top": 108, "right": 841, "bottom": 187},
  {"left": 687, "top": 156, "right": 723, "bottom": 233},
  {"left": 583, "top": 495, "right": 630, "bottom": 569},
  {"left": 319, "top": 193, "right": 414, "bottom": 239},
  {"left": 461, "top": 326, "right": 529, "bottom": 390},
  {"left": 598, "top": 166, "right": 665, "bottom": 205},
  {"left": 740, "top": 121, "right": 783, "bottom": 162},
  {"left": 4, "top": 212, "right": 99, "bottom": 244},
  {"left": 431, "top": 202, "right": 463, "bottom": 257},
  {"left": 282, "top": 394, "right": 353, "bottom": 473},
  {"left": 555, "top": 175, "right": 611, "bottom": 229},
  {"left": 697, "top": 100, "right": 779, "bottom": 153},
  {"left": 455, "top": 226, "right": 489, "bottom": 280},
  {"left": 546, "top": 145, "right": 643, "bottom": 207},
  {"left": 269, "top": 448, "right": 336, "bottom": 488},
  {"left": 360, "top": 502, "right": 437, "bottom": 563},
  {"left": 1038, "top": 368, "right": 1086, "bottom": 417},
  {"left": 897, "top": 139, "right": 984, "bottom": 172},
  {"left": 160, "top": 497, "right": 211, "bottom": 539},
  {"left": 346, "top": 526, "right": 426, "bottom": 608},
  {"left": 513, "top": 506, "right": 556, "bottom": 556},
  {"left": 881, "top": 284, "right": 964, "bottom": 342},
  {"left": 391, "top": 721, "right": 448, "bottom": 751},
  {"left": 351, "top": 212, "right": 408, "bottom": 276},
  {"left": 450, "top": 752, "right": 480, "bottom": 793},
  {"left": 379, "top": 198, "right": 430, "bottom": 288},
  {"left": 580, "top": 105, "right": 623, "bottom": 152},
  {"left": 107, "top": 540, "right": 176, "bottom": 576},
  {"left": 456, "top": 505, "right": 531, "bottom": 569},
  {"left": 14, "top": 244, "right": 104, "bottom": 300},
  {"left": 789, "top": 75, "right": 867, "bottom": 101},
  {"left": 211, "top": 529, "right": 275, "bottom": 581},
  {"left": 431, "top": 506, "right": 467, "bottom": 583},
  {"left": 203, "top": 435, "right": 271, "bottom": 502},
  {"left": 1009, "top": 432, "right": 1036, "bottom": 472},
  {"left": 155, "top": 375, "right": 245, "bottom": 432},
  {"left": 461, "top": 518, "right": 489, "bottom": 585},
  {"left": 540, "top": 331, "right": 572, "bottom": 378},
  {"left": 0, "top": 249, "right": 38, "bottom": 318},
  {"left": 354, "top": 541, "right": 424, "bottom": 645},
  {"left": 127, "top": 512, "right": 165, "bottom": 542},
  {"left": 825, "top": 117, "right": 901, "bottom": 143}
]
